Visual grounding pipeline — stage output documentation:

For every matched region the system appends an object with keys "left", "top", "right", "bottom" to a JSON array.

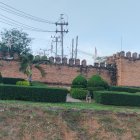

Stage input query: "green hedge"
[
  {"left": 70, "top": 88, "right": 88, "bottom": 99},
  {"left": 71, "top": 85, "right": 85, "bottom": 88},
  {"left": 109, "top": 86, "right": 140, "bottom": 93},
  {"left": 94, "top": 91, "right": 140, "bottom": 106},
  {"left": 0, "top": 84, "right": 68, "bottom": 102},
  {"left": 16, "top": 81, "right": 30, "bottom": 86},
  {"left": 2, "top": 77, "right": 25, "bottom": 85},
  {"left": 31, "top": 81, "right": 47, "bottom": 87},
  {"left": 72, "top": 75, "right": 87, "bottom": 88},
  {"left": 87, "top": 75, "right": 109, "bottom": 89},
  {"left": 0, "top": 72, "right": 2, "bottom": 83},
  {"left": 87, "top": 87, "right": 105, "bottom": 98}
]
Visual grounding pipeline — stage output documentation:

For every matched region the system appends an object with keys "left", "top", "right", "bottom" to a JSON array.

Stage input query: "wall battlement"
[
  {"left": 48, "top": 56, "right": 113, "bottom": 69},
  {"left": 0, "top": 60, "right": 112, "bottom": 86},
  {"left": 108, "top": 51, "right": 140, "bottom": 62},
  {"left": 1, "top": 51, "right": 140, "bottom": 87}
]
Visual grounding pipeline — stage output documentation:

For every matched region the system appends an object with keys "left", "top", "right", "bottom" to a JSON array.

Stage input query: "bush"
[
  {"left": 87, "top": 75, "right": 109, "bottom": 89},
  {"left": 70, "top": 88, "right": 88, "bottom": 99},
  {"left": 94, "top": 91, "right": 140, "bottom": 106},
  {"left": 72, "top": 75, "right": 87, "bottom": 88},
  {"left": 87, "top": 87, "right": 105, "bottom": 98},
  {"left": 109, "top": 86, "right": 140, "bottom": 93},
  {"left": 16, "top": 81, "right": 30, "bottom": 86},
  {"left": 0, "top": 72, "right": 3, "bottom": 83},
  {"left": 0, "top": 84, "right": 68, "bottom": 102},
  {"left": 2, "top": 77, "right": 25, "bottom": 85}
]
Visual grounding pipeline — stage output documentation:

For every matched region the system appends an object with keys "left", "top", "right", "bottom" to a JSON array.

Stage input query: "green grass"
[{"left": 1, "top": 100, "right": 140, "bottom": 113}]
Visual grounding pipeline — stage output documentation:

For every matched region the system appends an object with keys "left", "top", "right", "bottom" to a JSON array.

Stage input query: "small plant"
[
  {"left": 16, "top": 81, "right": 30, "bottom": 86},
  {"left": 71, "top": 74, "right": 87, "bottom": 88}
]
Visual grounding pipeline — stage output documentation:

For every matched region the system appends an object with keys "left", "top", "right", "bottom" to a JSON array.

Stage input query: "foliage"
[
  {"left": 94, "top": 91, "right": 140, "bottom": 106},
  {"left": 72, "top": 75, "right": 87, "bottom": 88},
  {"left": 87, "top": 74, "right": 109, "bottom": 89},
  {"left": 107, "top": 64, "right": 117, "bottom": 85},
  {"left": 109, "top": 86, "right": 140, "bottom": 93},
  {"left": 19, "top": 53, "right": 48, "bottom": 82},
  {"left": 31, "top": 81, "right": 47, "bottom": 87},
  {"left": 16, "top": 81, "right": 30, "bottom": 86},
  {"left": 2, "top": 77, "right": 24, "bottom": 85},
  {"left": 0, "top": 72, "right": 3, "bottom": 83},
  {"left": 0, "top": 43, "right": 8, "bottom": 57},
  {"left": 41, "top": 55, "right": 48, "bottom": 60},
  {"left": 87, "top": 87, "right": 105, "bottom": 98},
  {"left": 0, "top": 29, "right": 31, "bottom": 56},
  {"left": 70, "top": 88, "right": 88, "bottom": 99},
  {"left": 0, "top": 84, "right": 68, "bottom": 102}
]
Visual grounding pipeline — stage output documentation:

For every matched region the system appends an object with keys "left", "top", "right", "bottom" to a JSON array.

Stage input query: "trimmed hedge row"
[
  {"left": 0, "top": 84, "right": 68, "bottom": 102},
  {"left": 2, "top": 77, "right": 25, "bottom": 85},
  {"left": 94, "top": 91, "right": 140, "bottom": 106},
  {"left": 109, "top": 86, "right": 140, "bottom": 93}
]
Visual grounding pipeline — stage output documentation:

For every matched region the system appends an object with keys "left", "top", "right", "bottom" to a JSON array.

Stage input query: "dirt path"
[{"left": 66, "top": 94, "right": 82, "bottom": 102}]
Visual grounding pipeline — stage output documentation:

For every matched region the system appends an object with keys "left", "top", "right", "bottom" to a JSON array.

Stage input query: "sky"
[{"left": 0, "top": 0, "right": 140, "bottom": 64}]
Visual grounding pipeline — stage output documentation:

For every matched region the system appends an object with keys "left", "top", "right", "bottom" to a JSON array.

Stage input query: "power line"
[
  {"left": 0, "top": 14, "right": 54, "bottom": 32},
  {"left": 0, "top": 19, "right": 54, "bottom": 32},
  {"left": 78, "top": 49, "right": 93, "bottom": 56},
  {"left": 0, "top": 1, "right": 55, "bottom": 24}
]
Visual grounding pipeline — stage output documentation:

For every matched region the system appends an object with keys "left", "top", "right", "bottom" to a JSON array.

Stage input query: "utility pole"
[
  {"left": 75, "top": 36, "right": 78, "bottom": 59},
  {"left": 51, "top": 36, "right": 61, "bottom": 57},
  {"left": 72, "top": 38, "right": 74, "bottom": 59},
  {"left": 55, "top": 14, "right": 68, "bottom": 59},
  {"left": 40, "top": 48, "right": 48, "bottom": 56}
]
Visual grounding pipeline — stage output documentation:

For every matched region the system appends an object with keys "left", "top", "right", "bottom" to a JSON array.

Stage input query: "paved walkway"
[{"left": 66, "top": 94, "right": 82, "bottom": 102}]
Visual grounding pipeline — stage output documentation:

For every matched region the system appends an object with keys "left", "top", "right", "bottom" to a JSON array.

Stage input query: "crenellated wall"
[
  {"left": 0, "top": 58, "right": 112, "bottom": 86},
  {"left": 1, "top": 51, "right": 140, "bottom": 87},
  {"left": 107, "top": 51, "right": 140, "bottom": 87}
]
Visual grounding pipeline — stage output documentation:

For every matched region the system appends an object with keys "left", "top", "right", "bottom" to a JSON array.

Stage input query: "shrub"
[
  {"left": 2, "top": 77, "right": 25, "bottom": 85},
  {"left": 72, "top": 75, "right": 87, "bottom": 88},
  {"left": 0, "top": 72, "right": 3, "bottom": 83},
  {"left": 87, "top": 75, "right": 109, "bottom": 89},
  {"left": 16, "top": 81, "right": 30, "bottom": 86},
  {"left": 109, "top": 86, "right": 140, "bottom": 93},
  {"left": 94, "top": 91, "right": 140, "bottom": 106},
  {"left": 0, "top": 84, "right": 68, "bottom": 102},
  {"left": 70, "top": 88, "right": 88, "bottom": 99},
  {"left": 87, "top": 87, "right": 105, "bottom": 98}
]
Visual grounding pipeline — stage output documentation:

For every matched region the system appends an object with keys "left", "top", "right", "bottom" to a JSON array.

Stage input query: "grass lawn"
[
  {"left": 1, "top": 100, "right": 140, "bottom": 139},
  {"left": 0, "top": 100, "right": 140, "bottom": 114}
]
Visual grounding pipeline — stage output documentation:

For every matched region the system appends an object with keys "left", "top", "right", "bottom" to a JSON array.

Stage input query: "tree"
[
  {"left": 0, "top": 29, "right": 31, "bottom": 56},
  {"left": 0, "top": 43, "right": 8, "bottom": 57},
  {"left": 19, "top": 53, "right": 49, "bottom": 83}
]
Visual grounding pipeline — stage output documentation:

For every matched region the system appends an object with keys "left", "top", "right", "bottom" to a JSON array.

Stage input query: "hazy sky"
[{"left": 0, "top": 0, "right": 140, "bottom": 64}]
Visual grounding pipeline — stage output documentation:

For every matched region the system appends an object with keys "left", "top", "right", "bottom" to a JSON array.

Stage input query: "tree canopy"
[{"left": 0, "top": 29, "right": 32, "bottom": 57}]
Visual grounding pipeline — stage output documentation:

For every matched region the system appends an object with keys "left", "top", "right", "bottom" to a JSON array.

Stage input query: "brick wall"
[
  {"left": 116, "top": 58, "right": 140, "bottom": 87},
  {"left": 0, "top": 60, "right": 111, "bottom": 85}
]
